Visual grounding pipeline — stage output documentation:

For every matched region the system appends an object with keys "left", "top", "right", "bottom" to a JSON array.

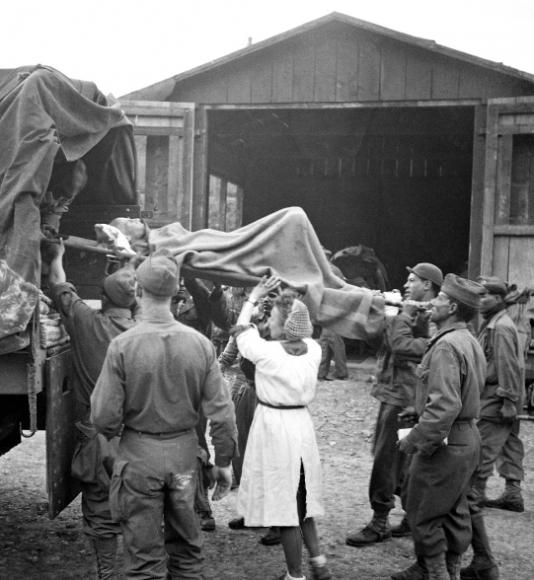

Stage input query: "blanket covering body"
[{"left": 149, "top": 207, "right": 385, "bottom": 341}]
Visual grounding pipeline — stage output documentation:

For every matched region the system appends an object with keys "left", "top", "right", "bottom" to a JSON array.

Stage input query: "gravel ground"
[{"left": 0, "top": 358, "right": 533, "bottom": 579}]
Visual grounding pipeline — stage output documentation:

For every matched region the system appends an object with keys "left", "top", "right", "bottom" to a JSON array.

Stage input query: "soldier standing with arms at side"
[
  {"left": 46, "top": 240, "right": 136, "bottom": 579},
  {"left": 393, "top": 275, "right": 486, "bottom": 580},
  {"left": 473, "top": 276, "right": 525, "bottom": 512},
  {"left": 91, "top": 250, "right": 237, "bottom": 580},
  {"left": 458, "top": 276, "right": 525, "bottom": 580}
]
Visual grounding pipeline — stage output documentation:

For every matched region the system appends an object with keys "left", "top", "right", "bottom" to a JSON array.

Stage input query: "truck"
[
  {"left": 0, "top": 65, "right": 144, "bottom": 517},
  {"left": 0, "top": 64, "right": 211, "bottom": 518}
]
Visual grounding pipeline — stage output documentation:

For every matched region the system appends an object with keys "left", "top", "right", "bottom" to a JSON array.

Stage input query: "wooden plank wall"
[{"left": 170, "top": 24, "right": 534, "bottom": 104}]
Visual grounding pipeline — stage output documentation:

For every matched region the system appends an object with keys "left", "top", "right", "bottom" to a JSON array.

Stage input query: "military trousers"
[
  {"left": 477, "top": 417, "right": 524, "bottom": 482},
  {"left": 110, "top": 428, "right": 203, "bottom": 579},
  {"left": 369, "top": 402, "right": 408, "bottom": 514},
  {"left": 406, "top": 421, "right": 480, "bottom": 557}
]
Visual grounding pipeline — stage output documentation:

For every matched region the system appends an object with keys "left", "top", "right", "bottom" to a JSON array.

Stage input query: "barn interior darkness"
[{"left": 209, "top": 106, "right": 474, "bottom": 289}]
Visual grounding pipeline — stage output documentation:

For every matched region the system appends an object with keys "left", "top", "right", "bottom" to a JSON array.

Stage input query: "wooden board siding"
[
  {"left": 476, "top": 97, "right": 534, "bottom": 286},
  {"left": 169, "top": 24, "right": 534, "bottom": 105},
  {"left": 120, "top": 101, "right": 197, "bottom": 229},
  {"left": 493, "top": 235, "right": 534, "bottom": 287}
]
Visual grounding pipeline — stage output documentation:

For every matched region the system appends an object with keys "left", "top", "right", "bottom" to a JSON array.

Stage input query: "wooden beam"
[
  {"left": 480, "top": 105, "right": 499, "bottom": 276},
  {"left": 468, "top": 104, "right": 486, "bottom": 279},
  {"left": 204, "top": 99, "right": 482, "bottom": 111}
]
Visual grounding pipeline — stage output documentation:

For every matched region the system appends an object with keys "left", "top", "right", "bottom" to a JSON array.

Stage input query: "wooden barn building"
[{"left": 122, "top": 12, "right": 534, "bottom": 288}]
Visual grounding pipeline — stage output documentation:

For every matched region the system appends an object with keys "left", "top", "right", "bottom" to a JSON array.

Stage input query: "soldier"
[
  {"left": 475, "top": 276, "right": 525, "bottom": 512},
  {"left": 393, "top": 274, "right": 486, "bottom": 580},
  {"left": 91, "top": 250, "right": 237, "bottom": 579},
  {"left": 346, "top": 263, "right": 442, "bottom": 548},
  {"left": 47, "top": 239, "right": 136, "bottom": 579}
]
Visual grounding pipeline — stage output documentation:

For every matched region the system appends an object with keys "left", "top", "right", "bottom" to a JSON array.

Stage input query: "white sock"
[{"left": 310, "top": 554, "right": 327, "bottom": 567}]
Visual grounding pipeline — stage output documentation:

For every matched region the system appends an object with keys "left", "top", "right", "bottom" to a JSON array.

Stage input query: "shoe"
[
  {"left": 346, "top": 523, "right": 392, "bottom": 547},
  {"left": 310, "top": 563, "right": 332, "bottom": 580},
  {"left": 200, "top": 515, "right": 215, "bottom": 532},
  {"left": 318, "top": 376, "right": 333, "bottom": 381},
  {"left": 228, "top": 517, "right": 245, "bottom": 530},
  {"left": 391, "top": 560, "right": 428, "bottom": 580},
  {"left": 460, "top": 562, "right": 499, "bottom": 580},
  {"left": 482, "top": 493, "right": 524, "bottom": 513},
  {"left": 260, "top": 527, "right": 281, "bottom": 546},
  {"left": 335, "top": 375, "right": 348, "bottom": 380},
  {"left": 391, "top": 517, "right": 411, "bottom": 538}
]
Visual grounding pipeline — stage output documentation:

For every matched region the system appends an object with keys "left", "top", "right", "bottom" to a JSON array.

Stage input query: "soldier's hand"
[
  {"left": 499, "top": 398, "right": 517, "bottom": 423},
  {"left": 211, "top": 465, "right": 232, "bottom": 501},
  {"left": 42, "top": 237, "right": 65, "bottom": 261},
  {"left": 397, "top": 436, "right": 416, "bottom": 455}
]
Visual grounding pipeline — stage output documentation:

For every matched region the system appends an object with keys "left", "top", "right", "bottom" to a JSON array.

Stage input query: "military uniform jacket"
[
  {"left": 372, "top": 310, "right": 430, "bottom": 408},
  {"left": 405, "top": 322, "right": 486, "bottom": 456},
  {"left": 477, "top": 308, "right": 524, "bottom": 417}
]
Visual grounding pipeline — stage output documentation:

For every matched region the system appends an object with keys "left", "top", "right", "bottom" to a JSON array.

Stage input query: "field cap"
[
  {"left": 477, "top": 275, "right": 508, "bottom": 296},
  {"left": 442, "top": 274, "right": 483, "bottom": 309},
  {"left": 406, "top": 263, "right": 443, "bottom": 287},
  {"left": 284, "top": 299, "right": 313, "bottom": 340},
  {"left": 103, "top": 267, "right": 136, "bottom": 307},
  {"left": 136, "top": 250, "right": 179, "bottom": 297}
]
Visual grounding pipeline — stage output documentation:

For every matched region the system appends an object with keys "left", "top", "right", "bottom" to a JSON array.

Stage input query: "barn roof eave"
[{"left": 121, "top": 11, "right": 534, "bottom": 100}]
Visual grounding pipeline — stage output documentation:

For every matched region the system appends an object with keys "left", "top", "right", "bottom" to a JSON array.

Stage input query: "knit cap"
[{"left": 284, "top": 299, "right": 313, "bottom": 340}]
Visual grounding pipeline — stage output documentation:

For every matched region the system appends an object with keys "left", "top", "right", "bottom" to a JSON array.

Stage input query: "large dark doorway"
[{"left": 208, "top": 106, "right": 474, "bottom": 289}]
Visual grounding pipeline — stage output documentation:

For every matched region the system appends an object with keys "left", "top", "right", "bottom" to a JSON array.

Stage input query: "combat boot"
[
  {"left": 346, "top": 511, "right": 391, "bottom": 547},
  {"left": 390, "top": 557, "right": 428, "bottom": 580},
  {"left": 391, "top": 516, "right": 411, "bottom": 538},
  {"left": 424, "top": 553, "right": 449, "bottom": 580},
  {"left": 91, "top": 536, "right": 119, "bottom": 580},
  {"left": 460, "top": 512, "right": 499, "bottom": 580},
  {"left": 483, "top": 479, "right": 524, "bottom": 512}
]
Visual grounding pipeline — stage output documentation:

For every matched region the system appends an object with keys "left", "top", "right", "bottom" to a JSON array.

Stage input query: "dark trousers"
[
  {"left": 231, "top": 381, "right": 257, "bottom": 486},
  {"left": 369, "top": 402, "right": 408, "bottom": 514},
  {"left": 477, "top": 417, "right": 524, "bottom": 482},
  {"left": 318, "top": 330, "right": 348, "bottom": 379},
  {"left": 406, "top": 422, "right": 480, "bottom": 557}
]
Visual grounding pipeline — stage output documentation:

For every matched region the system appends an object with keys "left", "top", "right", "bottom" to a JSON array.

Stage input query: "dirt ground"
[{"left": 1, "top": 357, "right": 533, "bottom": 580}]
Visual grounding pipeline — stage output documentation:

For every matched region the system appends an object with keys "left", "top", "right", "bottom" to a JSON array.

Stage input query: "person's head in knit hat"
[
  {"left": 268, "top": 289, "right": 313, "bottom": 342},
  {"left": 430, "top": 273, "right": 484, "bottom": 328}
]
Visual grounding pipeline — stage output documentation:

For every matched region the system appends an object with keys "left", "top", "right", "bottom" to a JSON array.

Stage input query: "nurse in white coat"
[{"left": 235, "top": 276, "right": 331, "bottom": 580}]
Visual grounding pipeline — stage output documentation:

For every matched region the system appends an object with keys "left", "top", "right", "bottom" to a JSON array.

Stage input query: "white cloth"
[{"left": 236, "top": 326, "right": 324, "bottom": 526}]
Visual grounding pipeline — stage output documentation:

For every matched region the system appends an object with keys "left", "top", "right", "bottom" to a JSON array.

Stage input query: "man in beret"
[
  {"left": 47, "top": 240, "right": 136, "bottom": 579},
  {"left": 91, "top": 250, "right": 237, "bottom": 580},
  {"left": 346, "top": 262, "right": 443, "bottom": 549},
  {"left": 393, "top": 274, "right": 487, "bottom": 580},
  {"left": 474, "top": 276, "right": 525, "bottom": 512}
]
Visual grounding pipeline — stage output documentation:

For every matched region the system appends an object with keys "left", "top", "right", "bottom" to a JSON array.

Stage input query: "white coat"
[{"left": 236, "top": 327, "right": 324, "bottom": 526}]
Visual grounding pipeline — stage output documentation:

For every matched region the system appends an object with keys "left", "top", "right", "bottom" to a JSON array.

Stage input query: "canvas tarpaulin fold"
[
  {"left": 149, "top": 206, "right": 385, "bottom": 342},
  {"left": 0, "top": 65, "right": 136, "bottom": 287}
]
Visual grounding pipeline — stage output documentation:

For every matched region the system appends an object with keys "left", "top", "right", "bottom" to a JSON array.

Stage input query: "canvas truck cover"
[
  {"left": 0, "top": 65, "right": 137, "bottom": 286},
  {"left": 0, "top": 65, "right": 137, "bottom": 349}
]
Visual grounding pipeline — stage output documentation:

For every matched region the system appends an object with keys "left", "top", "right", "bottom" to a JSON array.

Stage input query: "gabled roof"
[{"left": 123, "top": 11, "right": 534, "bottom": 100}]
